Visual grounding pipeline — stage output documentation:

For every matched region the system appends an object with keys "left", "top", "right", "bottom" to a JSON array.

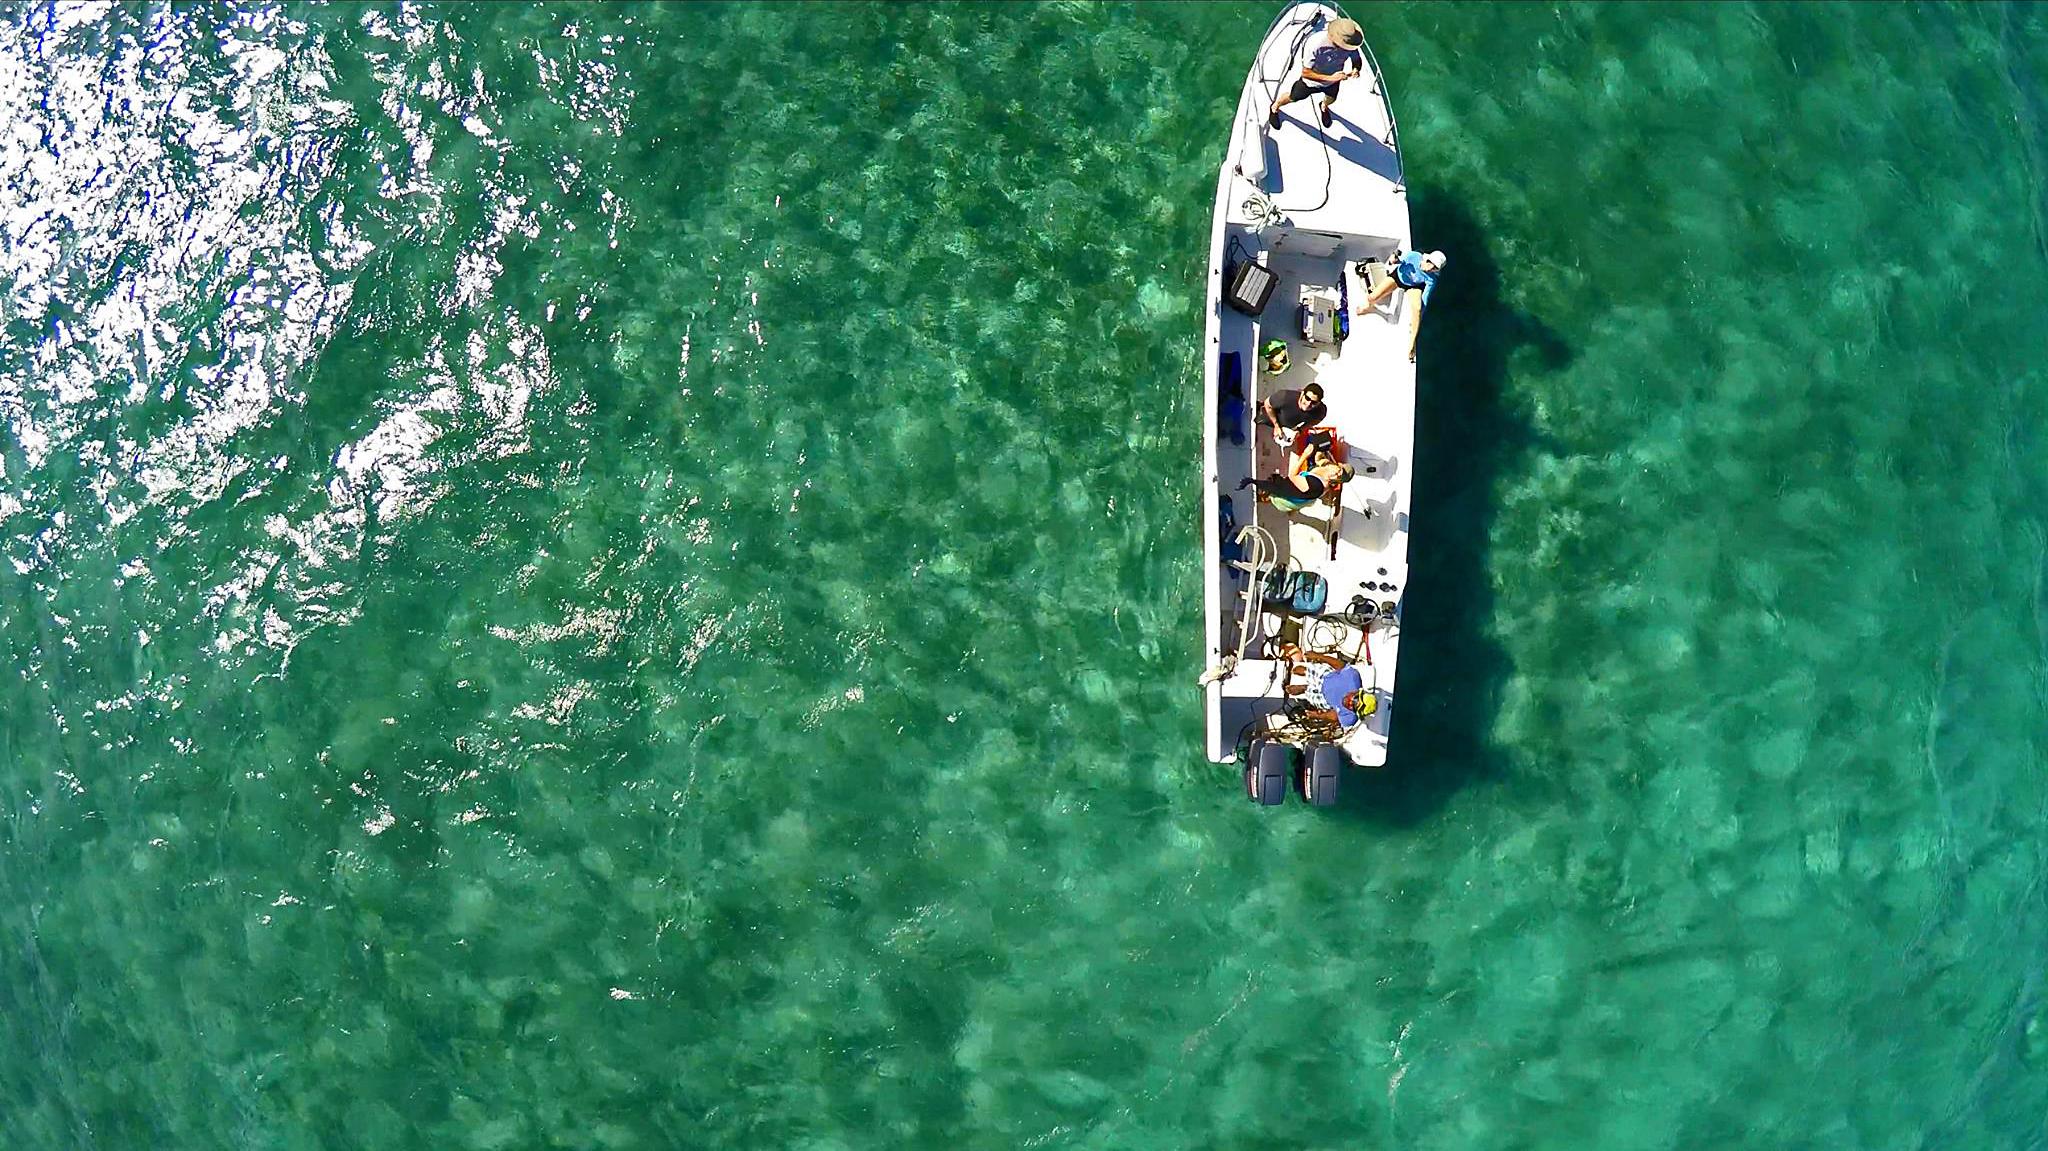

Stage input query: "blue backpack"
[{"left": 1263, "top": 569, "right": 1328, "bottom": 615}]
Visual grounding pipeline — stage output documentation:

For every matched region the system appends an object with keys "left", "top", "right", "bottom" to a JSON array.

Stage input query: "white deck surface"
[
  {"left": 1200, "top": 3, "right": 1414, "bottom": 769},
  {"left": 1234, "top": 11, "right": 1407, "bottom": 244}
]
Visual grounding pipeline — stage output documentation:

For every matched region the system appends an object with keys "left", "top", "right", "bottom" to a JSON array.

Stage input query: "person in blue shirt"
[
  {"left": 1269, "top": 17, "right": 1364, "bottom": 130},
  {"left": 1277, "top": 642, "right": 1371, "bottom": 730},
  {"left": 1358, "top": 249, "right": 1445, "bottom": 362}
]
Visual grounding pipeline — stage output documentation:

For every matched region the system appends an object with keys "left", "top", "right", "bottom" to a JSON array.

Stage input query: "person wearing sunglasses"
[{"left": 1257, "top": 382, "right": 1326, "bottom": 447}]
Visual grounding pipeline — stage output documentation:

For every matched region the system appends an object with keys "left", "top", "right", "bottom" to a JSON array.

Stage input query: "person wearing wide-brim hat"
[{"left": 1269, "top": 17, "right": 1365, "bottom": 130}]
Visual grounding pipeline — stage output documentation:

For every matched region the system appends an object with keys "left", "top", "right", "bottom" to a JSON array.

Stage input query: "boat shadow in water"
[{"left": 1340, "top": 188, "right": 1572, "bottom": 826}]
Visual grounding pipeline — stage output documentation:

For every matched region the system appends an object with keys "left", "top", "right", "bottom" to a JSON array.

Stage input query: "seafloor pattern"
[{"left": 3, "top": 3, "right": 2046, "bottom": 1147}]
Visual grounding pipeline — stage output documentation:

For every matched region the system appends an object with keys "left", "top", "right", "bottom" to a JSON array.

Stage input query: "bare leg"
[
  {"left": 1358, "top": 275, "right": 1397, "bottom": 314},
  {"left": 1269, "top": 88, "right": 1296, "bottom": 126}
]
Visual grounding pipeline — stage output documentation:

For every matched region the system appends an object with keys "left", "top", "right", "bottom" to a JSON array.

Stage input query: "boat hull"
[{"left": 1200, "top": 4, "right": 1414, "bottom": 771}]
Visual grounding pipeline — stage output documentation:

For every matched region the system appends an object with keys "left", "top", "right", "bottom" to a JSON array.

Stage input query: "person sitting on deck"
[
  {"left": 1276, "top": 641, "right": 1371, "bottom": 730},
  {"left": 1238, "top": 455, "right": 1353, "bottom": 512},
  {"left": 1285, "top": 424, "right": 1339, "bottom": 474},
  {"left": 1257, "top": 383, "right": 1326, "bottom": 446},
  {"left": 1268, "top": 17, "right": 1364, "bottom": 130},
  {"left": 1357, "top": 249, "right": 1445, "bottom": 363}
]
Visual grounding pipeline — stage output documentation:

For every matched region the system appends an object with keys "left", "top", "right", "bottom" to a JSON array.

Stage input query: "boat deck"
[
  {"left": 1211, "top": 245, "right": 1413, "bottom": 765},
  {"left": 1237, "top": 31, "right": 1406, "bottom": 243}
]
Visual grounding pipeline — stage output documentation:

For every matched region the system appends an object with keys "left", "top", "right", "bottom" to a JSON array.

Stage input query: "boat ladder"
[{"left": 1199, "top": 523, "right": 1281, "bottom": 686}]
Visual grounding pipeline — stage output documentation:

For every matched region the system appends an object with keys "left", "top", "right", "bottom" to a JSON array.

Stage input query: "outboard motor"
[
  {"left": 1243, "top": 738, "right": 1291, "bottom": 806},
  {"left": 1299, "top": 741, "right": 1342, "bottom": 807}
]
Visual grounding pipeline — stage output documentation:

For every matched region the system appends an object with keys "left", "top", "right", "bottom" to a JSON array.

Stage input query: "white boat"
[{"left": 1200, "top": 3, "right": 1415, "bottom": 803}]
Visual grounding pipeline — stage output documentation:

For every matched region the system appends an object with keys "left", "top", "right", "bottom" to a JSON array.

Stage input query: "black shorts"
[{"left": 1288, "top": 78, "right": 1339, "bottom": 103}]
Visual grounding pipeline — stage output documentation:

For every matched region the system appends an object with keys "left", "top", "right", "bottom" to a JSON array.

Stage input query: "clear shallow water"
[{"left": 4, "top": 2, "right": 2048, "bottom": 1146}]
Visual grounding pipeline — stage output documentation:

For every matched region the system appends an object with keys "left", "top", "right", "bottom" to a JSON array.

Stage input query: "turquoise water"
[{"left": 4, "top": 1, "right": 2048, "bottom": 1146}]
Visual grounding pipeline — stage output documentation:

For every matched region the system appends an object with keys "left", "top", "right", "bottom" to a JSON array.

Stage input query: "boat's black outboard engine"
[
  {"left": 1243, "top": 738, "right": 1291, "bottom": 805},
  {"left": 1299, "top": 741, "right": 1342, "bottom": 807}
]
